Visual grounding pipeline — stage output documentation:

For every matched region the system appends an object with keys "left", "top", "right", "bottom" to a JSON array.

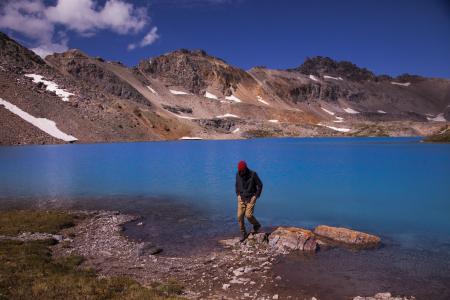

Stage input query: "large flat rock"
[
  {"left": 314, "top": 225, "right": 380, "bottom": 248},
  {"left": 268, "top": 227, "right": 318, "bottom": 253}
]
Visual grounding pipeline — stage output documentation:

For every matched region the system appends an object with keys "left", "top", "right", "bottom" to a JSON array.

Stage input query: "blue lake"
[
  {"left": 1, "top": 137, "right": 450, "bottom": 298},
  {"left": 1, "top": 137, "right": 449, "bottom": 237}
]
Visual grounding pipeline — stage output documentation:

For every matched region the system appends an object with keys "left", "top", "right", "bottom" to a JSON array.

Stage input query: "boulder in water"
[{"left": 314, "top": 225, "right": 380, "bottom": 248}]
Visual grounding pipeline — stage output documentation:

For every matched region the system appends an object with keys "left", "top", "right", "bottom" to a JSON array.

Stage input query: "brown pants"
[{"left": 237, "top": 196, "right": 260, "bottom": 233}]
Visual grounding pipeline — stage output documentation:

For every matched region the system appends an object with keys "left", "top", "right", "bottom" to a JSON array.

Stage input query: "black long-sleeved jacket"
[{"left": 235, "top": 168, "right": 263, "bottom": 201}]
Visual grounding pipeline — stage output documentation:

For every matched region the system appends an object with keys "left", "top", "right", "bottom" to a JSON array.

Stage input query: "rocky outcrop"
[
  {"left": 46, "top": 50, "right": 152, "bottom": 107},
  {"left": 194, "top": 118, "right": 238, "bottom": 133},
  {"left": 353, "top": 292, "right": 415, "bottom": 300},
  {"left": 137, "top": 49, "right": 258, "bottom": 96},
  {"left": 268, "top": 227, "right": 318, "bottom": 253},
  {"left": 294, "top": 56, "right": 376, "bottom": 82},
  {"left": 314, "top": 225, "right": 381, "bottom": 248},
  {"left": 0, "top": 31, "right": 45, "bottom": 71}
]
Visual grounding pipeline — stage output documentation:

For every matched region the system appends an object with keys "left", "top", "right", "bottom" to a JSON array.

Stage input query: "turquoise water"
[
  {"left": 1, "top": 137, "right": 449, "bottom": 238},
  {"left": 1, "top": 137, "right": 450, "bottom": 298}
]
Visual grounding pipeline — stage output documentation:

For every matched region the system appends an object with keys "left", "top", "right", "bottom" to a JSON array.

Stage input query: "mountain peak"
[{"left": 293, "top": 56, "right": 376, "bottom": 82}]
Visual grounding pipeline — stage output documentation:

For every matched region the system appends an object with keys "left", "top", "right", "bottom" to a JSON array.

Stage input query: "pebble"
[
  {"left": 273, "top": 294, "right": 279, "bottom": 299},
  {"left": 222, "top": 284, "right": 230, "bottom": 290}
]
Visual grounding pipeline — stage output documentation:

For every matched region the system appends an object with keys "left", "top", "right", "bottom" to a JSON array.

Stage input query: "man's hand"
[
  {"left": 238, "top": 195, "right": 242, "bottom": 202},
  {"left": 250, "top": 195, "right": 257, "bottom": 204}
]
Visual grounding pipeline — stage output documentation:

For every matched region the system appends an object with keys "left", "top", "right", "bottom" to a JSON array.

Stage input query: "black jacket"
[{"left": 235, "top": 169, "right": 263, "bottom": 201}]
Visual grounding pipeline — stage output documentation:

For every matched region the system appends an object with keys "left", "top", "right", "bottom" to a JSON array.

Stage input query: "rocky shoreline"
[{"left": 40, "top": 210, "right": 414, "bottom": 299}]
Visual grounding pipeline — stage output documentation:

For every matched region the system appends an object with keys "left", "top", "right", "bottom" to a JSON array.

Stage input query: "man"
[{"left": 235, "top": 160, "right": 263, "bottom": 242}]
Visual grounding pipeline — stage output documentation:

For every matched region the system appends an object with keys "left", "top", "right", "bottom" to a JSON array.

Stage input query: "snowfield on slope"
[
  {"left": 391, "top": 82, "right": 411, "bottom": 87},
  {"left": 257, "top": 96, "right": 269, "bottom": 105},
  {"left": 333, "top": 116, "right": 344, "bottom": 123},
  {"left": 146, "top": 86, "right": 158, "bottom": 95},
  {"left": 204, "top": 91, "right": 218, "bottom": 100},
  {"left": 225, "top": 95, "right": 242, "bottom": 102},
  {"left": 179, "top": 136, "right": 202, "bottom": 140},
  {"left": 321, "top": 107, "right": 335, "bottom": 116},
  {"left": 216, "top": 113, "right": 240, "bottom": 118},
  {"left": 268, "top": 119, "right": 279, "bottom": 123},
  {"left": 427, "top": 113, "right": 446, "bottom": 122},
  {"left": 25, "top": 74, "right": 74, "bottom": 102},
  {"left": 169, "top": 89, "right": 190, "bottom": 95},
  {"left": 0, "top": 98, "right": 78, "bottom": 142},
  {"left": 344, "top": 107, "right": 360, "bottom": 114},
  {"left": 309, "top": 75, "right": 319, "bottom": 82},
  {"left": 324, "top": 75, "right": 343, "bottom": 81},
  {"left": 378, "top": 110, "right": 387, "bottom": 114},
  {"left": 318, "top": 123, "right": 351, "bottom": 133}
]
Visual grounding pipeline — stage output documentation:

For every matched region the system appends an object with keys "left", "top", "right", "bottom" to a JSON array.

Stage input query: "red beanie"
[{"left": 238, "top": 160, "right": 247, "bottom": 172}]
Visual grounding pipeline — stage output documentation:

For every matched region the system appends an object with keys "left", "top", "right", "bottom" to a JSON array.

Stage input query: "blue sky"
[{"left": 1, "top": 0, "right": 449, "bottom": 78}]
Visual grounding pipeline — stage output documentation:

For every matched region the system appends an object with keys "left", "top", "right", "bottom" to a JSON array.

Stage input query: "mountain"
[{"left": 0, "top": 31, "right": 449, "bottom": 145}]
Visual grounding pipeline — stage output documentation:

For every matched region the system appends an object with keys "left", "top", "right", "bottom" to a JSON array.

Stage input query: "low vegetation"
[
  {"left": 0, "top": 210, "right": 183, "bottom": 300},
  {"left": 0, "top": 210, "right": 76, "bottom": 235}
]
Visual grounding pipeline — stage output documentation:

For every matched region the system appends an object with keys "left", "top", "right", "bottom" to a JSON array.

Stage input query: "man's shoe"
[
  {"left": 252, "top": 224, "right": 261, "bottom": 234},
  {"left": 239, "top": 232, "right": 248, "bottom": 243}
]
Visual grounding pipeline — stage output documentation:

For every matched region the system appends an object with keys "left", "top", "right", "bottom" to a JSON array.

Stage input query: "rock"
[
  {"left": 219, "top": 237, "right": 240, "bottom": 247},
  {"left": 247, "top": 232, "right": 269, "bottom": 244},
  {"left": 136, "top": 242, "right": 163, "bottom": 256},
  {"left": 268, "top": 227, "right": 318, "bottom": 254},
  {"left": 136, "top": 222, "right": 144, "bottom": 226},
  {"left": 222, "top": 283, "right": 230, "bottom": 290},
  {"left": 314, "top": 225, "right": 380, "bottom": 248},
  {"left": 233, "top": 267, "right": 245, "bottom": 277},
  {"left": 353, "top": 292, "right": 415, "bottom": 300},
  {"left": 273, "top": 294, "right": 279, "bottom": 299}
]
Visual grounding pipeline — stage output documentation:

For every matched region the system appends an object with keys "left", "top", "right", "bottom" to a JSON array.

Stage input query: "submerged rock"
[
  {"left": 314, "top": 225, "right": 380, "bottom": 248},
  {"left": 269, "top": 227, "right": 318, "bottom": 253}
]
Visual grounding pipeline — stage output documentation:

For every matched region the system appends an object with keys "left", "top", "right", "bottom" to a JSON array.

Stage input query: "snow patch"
[
  {"left": 324, "top": 75, "right": 343, "bottom": 81},
  {"left": 377, "top": 110, "right": 387, "bottom": 114},
  {"left": 333, "top": 116, "right": 344, "bottom": 123},
  {"left": 321, "top": 107, "right": 335, "bottom": 116},
  {"left": 391, "top": 81, "right": 411, "bottom": 87},
  {"left": 146, "top": 85, "right": 158, "bottom": 95},
  {"left": 268, "top": 119, "right": 279, "bottom": 123},
  {"left": 225, "top": 95, "right": 242, "bottom": 103},
  {"left": 309, "top": 75, "right": 319, "bottom": 82},
  {"left": 169, "top": 89, "right": 190, "bottom": 95},
  {"left": 427, "top": 113, "right": 446, "bottom": 122},
  {"left": 25, "top": 74, "right": 74, "bottom": 102},
  {"left": 204, "top": 91, "right": 218, "bottom": 100},
  {"left": 343, "top": 107, "right": 360, "bottom": 114},
  {"left": 216, "top": 113, "right": 240, "bottom": 118},
  {"left": 169, "top": 112, "right": 196, "bottom": 120},
  {"left": 257, "top": 96, "right": 269, "bottom": 105},
  {"left": 232, "top": 128, "right": 240, "bottom": 133},
  {"left": 179, "top": 136, "right": 202, "bottom": 140},
  {"left": 0, "top": 98, "right": 77, "bottom": 142},
  {"left": 318, "top": 123, "right": 351, "bottom": 133}
]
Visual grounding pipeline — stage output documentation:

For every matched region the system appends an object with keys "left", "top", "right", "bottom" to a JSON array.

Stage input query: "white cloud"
[
  {"left": 128, "top": 26, "right": 159, "bottom": 50},
  {"left": 45, "top": 0, "right": 148, "bottom": 35},
  {"left": 0, "top": 0, "right": 154, "bottom": 57}
]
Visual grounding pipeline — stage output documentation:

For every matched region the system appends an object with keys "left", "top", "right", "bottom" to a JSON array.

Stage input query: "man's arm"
[
  {"left": 254, "top": 172, "right": 263, "bottom": 198},
  {"left": 235, "top": 173, "right": 240, "bottom": 196}
]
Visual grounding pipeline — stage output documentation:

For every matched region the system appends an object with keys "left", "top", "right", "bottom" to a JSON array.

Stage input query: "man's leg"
[
  {"left": 237, "top": 197, "right": 247, "bottom": 234},
  {"left": 245, "top": 198, "right": 261, "bottom": 231}
]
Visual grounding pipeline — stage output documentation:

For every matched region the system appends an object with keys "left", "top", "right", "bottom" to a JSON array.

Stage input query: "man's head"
[{"left": 238, "top": 160, "right": 247, "bottom": 175}]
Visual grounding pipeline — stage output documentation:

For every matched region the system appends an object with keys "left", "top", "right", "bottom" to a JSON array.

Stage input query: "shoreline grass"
[{"left": 0, "top": 210, "right": 183, "bottom": 300}]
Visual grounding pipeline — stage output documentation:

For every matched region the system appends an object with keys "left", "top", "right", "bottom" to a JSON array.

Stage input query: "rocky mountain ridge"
[{"left": 0, "top": 31, "right": 449, "bottom": 145}]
